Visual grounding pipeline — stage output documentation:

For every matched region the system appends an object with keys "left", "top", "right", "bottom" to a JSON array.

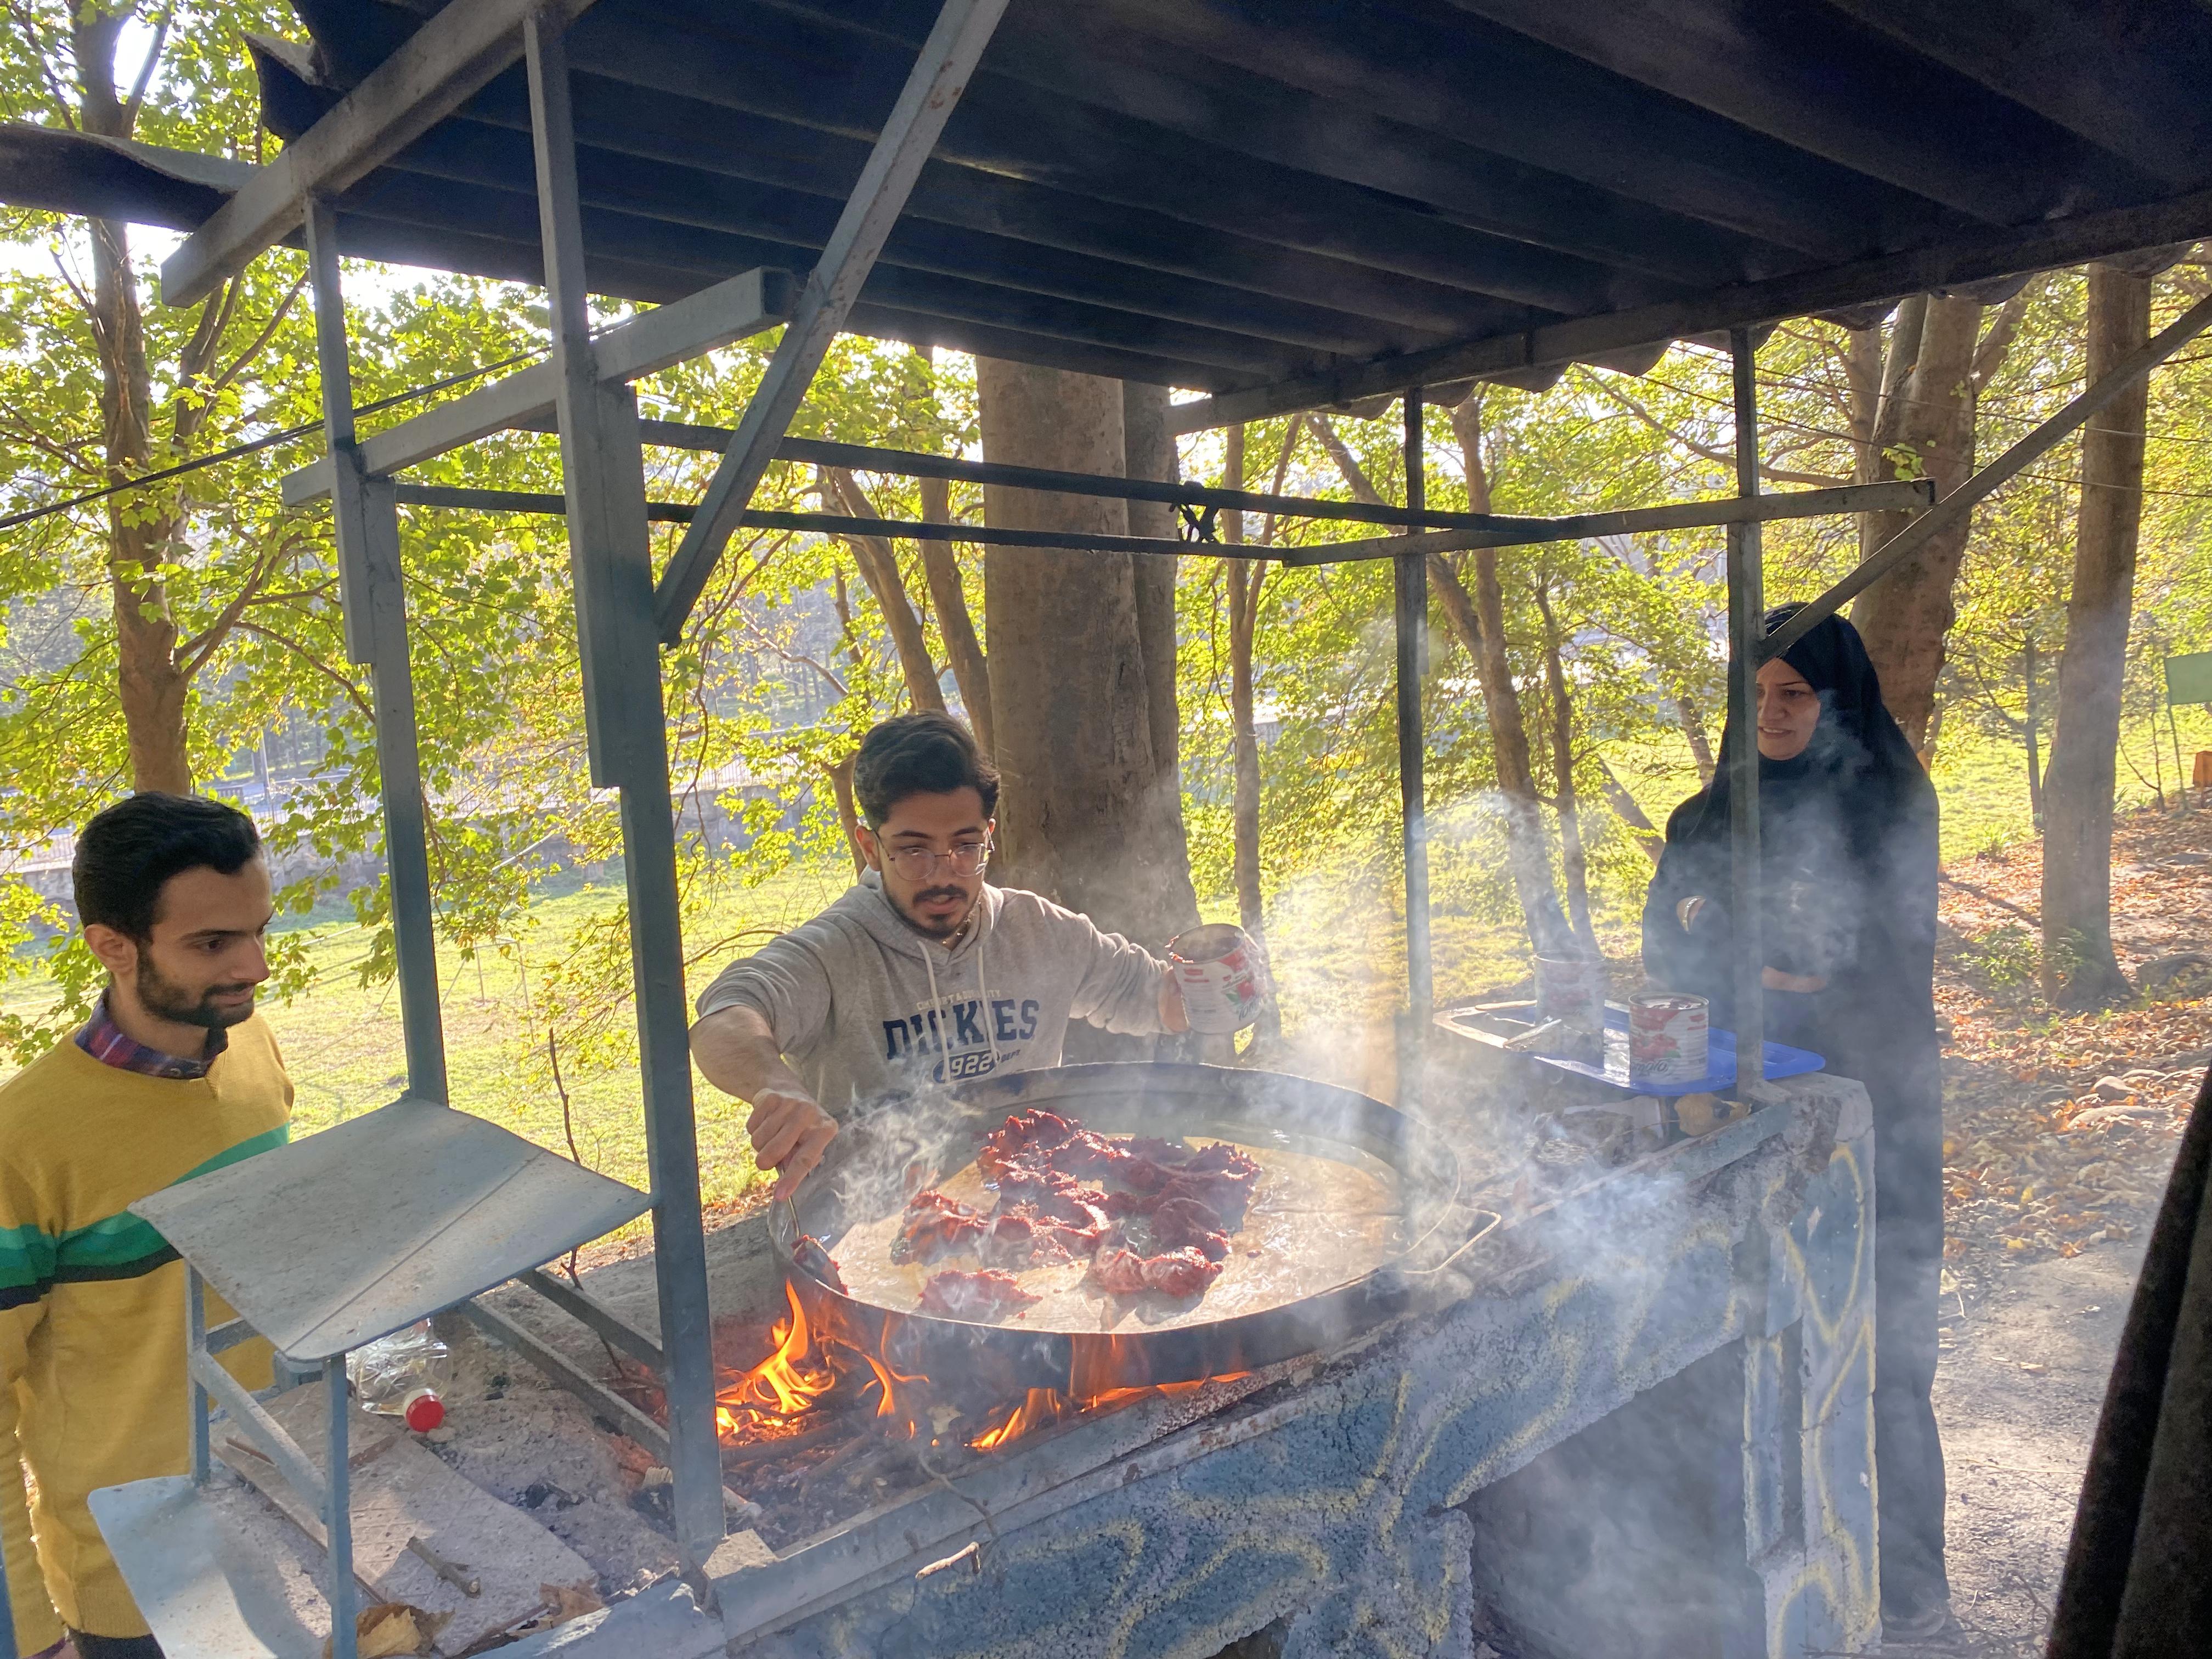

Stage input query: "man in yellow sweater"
[{"left": 2, "top": 794, "right": 293, "bottom": 1659}]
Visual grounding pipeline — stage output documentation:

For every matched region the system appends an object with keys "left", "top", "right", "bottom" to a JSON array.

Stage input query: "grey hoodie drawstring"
[
  {"left": 976, "top": 927, "right": 1002, "bottom": 1073},
  {"left": 921, "top": 943, "right": 953, "bottom": 1077},
  {"left": 921, "top": 902, "right": 1001, "bottom": 1080}
]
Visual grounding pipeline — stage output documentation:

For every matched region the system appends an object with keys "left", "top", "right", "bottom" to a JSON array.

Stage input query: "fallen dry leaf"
[
  {"left": 539, "top": 1581, "right": 605, "bottom": 1624},
  {"left": 326, "top": 1602, "right": 449, "bottom": 1659}
]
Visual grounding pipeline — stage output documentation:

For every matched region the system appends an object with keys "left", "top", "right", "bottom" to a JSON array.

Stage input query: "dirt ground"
[{"left": 1919, "top": 800, "right": 2211, "bottom": 1655}]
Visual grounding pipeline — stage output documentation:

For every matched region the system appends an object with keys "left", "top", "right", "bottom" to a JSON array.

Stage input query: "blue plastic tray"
[
  {"left": 1557, "top": 1005, "right": 1824, "bottom": 1096},
  {"left": 1443, "top": 1003, "right": 1825, "bottom": 1097}
]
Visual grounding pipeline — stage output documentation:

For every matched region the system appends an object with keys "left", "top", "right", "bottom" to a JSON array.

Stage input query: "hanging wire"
[{"left": 0, "top": 342, "right": 551, "bottom": 533}]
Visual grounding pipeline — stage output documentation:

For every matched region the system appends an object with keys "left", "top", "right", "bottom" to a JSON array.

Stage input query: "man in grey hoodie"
[{"left": 692, "top": 712, "right": 1187, "bottom": 1195}]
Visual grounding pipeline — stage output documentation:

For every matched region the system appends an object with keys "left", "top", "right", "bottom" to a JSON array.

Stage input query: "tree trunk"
[
  {"left": 2041, "top": 266, "right": 2153, "bottom": 1008},
  {"left": 915, "top": 473, "right": 994, "bottom": 753},
  {"left": 1305, "top": 413, "right": 1483, "bottom": 663},
  {"left": 1596, "top": 758, "right": 1664, "bottom": 862},
  {"left": 1121, "top": 380, "right": 1192, "bottom": 887},
  {"left": 1535, "top": 584, "right": 1595, "bottom": 948},
  {"left": 978, "top": 359, "right": 1199, "bottom": 973},
  {"left": 1222, "top": 426, "right": 1265, "bottom": 939},
  {"left": 2023, "top": 634, "right": 2044, "bottom": 831},
  {"left": 827, "top": 752, "right": 865, "bottom": 876},
  {"left": 1675, "top": 695, "right": 1716, "bottom": 786},
  {"left": 76, "top": 5, "right": 192, "bottom": 795},
  {"left": 1850, "top": 290, "right": 2032, "bottom": 751},
  {"left": 820, "top": 469, "right": 944, "bottom": 714},
  {"left": 1445, "top": 398, "right": 1572, "bottom": 955}
]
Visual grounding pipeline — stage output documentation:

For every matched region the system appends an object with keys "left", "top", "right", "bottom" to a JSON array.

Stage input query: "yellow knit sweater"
[{"left": 1, "top": 1019, "right": 291, "bottom": 1648}]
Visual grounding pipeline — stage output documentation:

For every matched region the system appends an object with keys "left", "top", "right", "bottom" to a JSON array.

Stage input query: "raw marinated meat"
[
  {"left": 919, "top": 1268, "right": 1039, "bottom": 1321},
  {"left": 1146, "top": 1195, "right": 1231, "bottom": 1262},
  {"left": 1050, "top": 1128, "right": 1130, "bottom": 1178},
  {"left": 1087, "top": 1245, "right": 1149, "bottom": 1296},
  {"left": 792, "top": 1233, "right": 849, "bottom": 1294},
  {"left": 900, "top": 1112, "right": 1263, "bottom": 1312},
  {"left": 978, "top": 1109, "right": 1076, "bottom": 1179},
  {"left": 893, "top": 1190, "right": 986, "bottom": 1263},
  {"left": 1139, "top": 1248, "right": 1222, "bottom": 1299},
  {"left": 993, "top": 1164, "right": 1108, "bottom": 1220},
  {"left": 980, "top": 1208, "right": 1074, "bottom": 1269}
]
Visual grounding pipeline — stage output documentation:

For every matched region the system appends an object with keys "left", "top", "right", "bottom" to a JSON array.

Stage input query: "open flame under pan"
[{"left": 769, "top": 1062, "right": 1462, "bottom": 1399}]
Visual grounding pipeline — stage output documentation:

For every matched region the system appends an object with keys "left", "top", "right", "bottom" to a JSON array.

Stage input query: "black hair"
[
  {"left": 72, "top": 792, "right": 263, "bottom": 939},
  {"left": 853, "top": 712, "right": 999, "bottom": 826}
]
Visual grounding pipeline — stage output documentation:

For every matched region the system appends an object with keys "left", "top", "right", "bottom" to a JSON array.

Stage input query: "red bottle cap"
[{"left": 403, "top": 1389, "right": 444, "bottom": 1432}]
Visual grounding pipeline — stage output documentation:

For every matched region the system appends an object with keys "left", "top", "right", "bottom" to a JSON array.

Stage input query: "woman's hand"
[{"left": 1762, "top": 966, "right": 1828, "bottom": 994}]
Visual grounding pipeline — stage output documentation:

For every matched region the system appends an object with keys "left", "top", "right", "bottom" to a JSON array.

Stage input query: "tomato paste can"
[
  {"left": 1629, "top": 992, "right": 1710, "bottom": 1086},
  {"left": 1167, "top": 923, "right": 1268, "bottom": 1035}
]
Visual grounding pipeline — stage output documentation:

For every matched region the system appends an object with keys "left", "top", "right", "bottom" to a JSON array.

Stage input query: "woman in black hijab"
[{"left": 1642, "top": 605, "right": 1950, "bottom": 1640}]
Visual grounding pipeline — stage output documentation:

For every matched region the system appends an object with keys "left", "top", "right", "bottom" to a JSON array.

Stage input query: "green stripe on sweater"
[
  {"left": 0, "top": 1222, "right": 58, "bottom": 1291},
  {"left": 2, "top": 1121, "right": 292, "bottom": 1291}
]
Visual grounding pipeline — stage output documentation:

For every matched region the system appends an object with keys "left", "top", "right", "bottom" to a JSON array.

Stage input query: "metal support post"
[
  {"left": 1726, "top": 330, "right": 1765, "bottom": 1098},
  {"left": 325, "top": 1361, "right": 358, "bottom": 1659},
  {"left": 653, "top": 0, "right": 1011, "bottom": 641},
  {"left": 525, "top": 12, "right": 724, "bottom": 1568},
  {"left": 1396, "top": 389, "right": 1432, "bottom": 1108},
  {"left": 186, "top": 1266, "right": 211, "bottom": 1482},
  {"left": 305, "top": 201, "right": 448, "bottom": 1103}
]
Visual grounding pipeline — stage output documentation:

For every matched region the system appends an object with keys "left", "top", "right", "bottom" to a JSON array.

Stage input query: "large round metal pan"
[{"left": 769, "top": 1062, "right": 1460, "bottom": 1397}]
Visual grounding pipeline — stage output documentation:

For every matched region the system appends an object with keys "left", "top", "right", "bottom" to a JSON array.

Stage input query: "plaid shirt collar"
[{"left": 75, "top": 992, "right": 227, "bottom": 1080}]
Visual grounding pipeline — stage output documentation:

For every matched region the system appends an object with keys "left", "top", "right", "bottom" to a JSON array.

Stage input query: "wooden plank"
[
  {"left": 1819, "top": 0, "right": 2212, "bottom": 187},
  {"left": 366, "top": 114, "right": 1438, "bottom": 358},
  {"left": 217, "top": 1386, "right": 596, "bottom": 1658},
  {"left": 981, "top": 0, "right": 1790, "bottom": 285},
  {"left": 1170, "top": 185, "right": 2212, "bottom": 432},
  {"left": 1437, "top": 0, "right": 2161, "bottom": 224},
  {"left": 161, "top": 0, "right": 598, "bottom": 306},
  {"left": 252, "top": 46, "right": 1516, "bottom": 338}
]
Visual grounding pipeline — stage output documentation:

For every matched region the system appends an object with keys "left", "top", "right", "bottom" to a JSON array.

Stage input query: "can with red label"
[
  {"left": 1167, "top": 923, "right": 1268, "bottom": 1035},
  {"left": 1629, "top": 992, "right": 1709, "bottom": 1086}
]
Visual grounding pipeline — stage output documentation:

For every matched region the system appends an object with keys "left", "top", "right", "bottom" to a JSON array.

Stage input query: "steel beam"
[
  {"left": 524, "top": 10, "right": 723, "bottom": 1570},
  {"left": 306, "top": 202, "right": 448, "bottom": 1104},
  {"left": 1764, "top": 289, "right": 2212, "bottom": 662},
  {"left": 653, "top": 425, "right": 1526, "bottom": 533},
  {"left": 1274, "top": 478, "right": 1934, "bottom": 566},
  {"left": 324, "top": 1362, "right": 359, "bottom": 1659},
  {"left": 459, "top": 1299, "right": 672, "bottom": 1463},
  {"left": 390, "top": 481, "right": 1263, "bottom": 557},
  {"left": 279, "top": 267, "right": 792, "bottom": 506},
  {"left": 161, "top": 0, "right": 596, "bottom": 307},
  {"left": 517, "top": 1267, "right": 667, "bottom": 1372},
  {"left": 1726, "top": 330, "right": 1764, "bottom": 1098},
  {"left": 385, "top": 479, "right": 1938, "bottom": 568},
  {"left": 652, "top": 0, "right": 1011, "bottom": 645},
  {"left": 1396, "top": 390, "right": 1432, "bottom": 1111},
  {"left": 1167, "top": 185, "right": 2212, "bottom": 433}
]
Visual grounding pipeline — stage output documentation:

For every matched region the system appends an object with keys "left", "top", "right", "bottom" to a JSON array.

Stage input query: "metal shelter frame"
[
  {"left": 8, "top": 4, "right": 2212, "bottom": 1654},
  {"left": 245, "top": 0, "right": 2212, "bottom": 1590}
]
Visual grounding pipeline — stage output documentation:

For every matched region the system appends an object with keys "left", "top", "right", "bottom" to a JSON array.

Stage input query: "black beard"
[
  {"left": 136, "top": 952, "right": 257, "bottom": 1030},
  {"left": 901, "top": 888, "right": 973, "bottom": 939}
]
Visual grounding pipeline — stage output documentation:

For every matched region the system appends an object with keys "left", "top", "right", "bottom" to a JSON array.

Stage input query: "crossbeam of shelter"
[{"left": 382, "top": 478, "right": 1934, "bottom": 562}]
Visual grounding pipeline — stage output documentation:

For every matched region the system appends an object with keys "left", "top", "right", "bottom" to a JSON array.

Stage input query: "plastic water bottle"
[{"left": 347, "top": 1319, "right": 450, "bottom": 1432}]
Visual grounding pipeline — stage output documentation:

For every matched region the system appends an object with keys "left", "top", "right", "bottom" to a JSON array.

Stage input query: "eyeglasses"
[{"left": 882, "top": 839, "right": 992, "bottom": 882}]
